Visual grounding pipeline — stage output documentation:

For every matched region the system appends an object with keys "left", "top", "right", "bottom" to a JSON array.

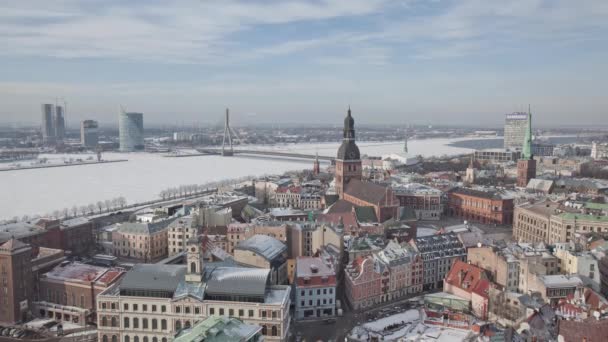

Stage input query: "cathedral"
[{"left": 331, "top": 108, "right": 398, "bottom": 223}]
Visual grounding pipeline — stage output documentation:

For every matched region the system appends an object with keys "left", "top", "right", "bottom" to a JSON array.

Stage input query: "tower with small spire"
[
  {"left": 517, "top": 106, "right": 536, "bottom": 187},
  {"left": 465, "top": 154, "right": 476, "bottom": 184},
  {"left": 335, "top": 106, "right": 362, "bottom": 198},
  {"left": 185, "top": 237, "right": 202, "bottom": 283},
  {"left": 313, "top": 151, "right": 320, "bottom": 175}
]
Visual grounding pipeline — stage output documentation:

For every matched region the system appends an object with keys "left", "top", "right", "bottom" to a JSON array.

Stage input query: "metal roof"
[
  {"left": 235, "top": 234, "right": 286, "bottom": 261},
  {"left": 120, "top": 264, "right": 186, "bottom": 292},
  {"left": 205, "top": 267, "right": 270, "bottom": 297}
]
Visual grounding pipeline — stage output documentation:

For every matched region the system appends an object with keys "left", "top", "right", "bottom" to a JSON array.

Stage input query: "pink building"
[{"left": 345, "top": 241, "right": 423, "bottom": 310}]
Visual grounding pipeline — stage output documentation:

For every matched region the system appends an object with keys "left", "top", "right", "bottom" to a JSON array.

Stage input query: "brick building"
[
  {"left": 34, "top": 262, "right": 124, "bottom": 325},
  {"left": 447, "top": 187, "right": 514, "bottom": 225},
  {"left": 410, "top": 233, "right": 467, "bottom": 290},
  {"left": 0, "top": 239, "right": 33, "bottom": 324}
]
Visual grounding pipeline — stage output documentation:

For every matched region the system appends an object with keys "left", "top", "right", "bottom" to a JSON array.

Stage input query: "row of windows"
[
  {"left": 300, "top": 298, "right": 333, "bottom": 307},
  {"left": 299, "top": 288, "right": 334, "bottom": 296},
  {"left": 101, "top": 335, "right": 167, "bottom": 342}
]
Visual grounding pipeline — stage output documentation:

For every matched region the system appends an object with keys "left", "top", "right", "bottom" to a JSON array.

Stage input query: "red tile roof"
[
  {"left": 558, "top": 318, "right": 608, "bottom": 342},
  {"left": 445, "top": 260, "right": 489, "bottom": 297},
  {"left": 345, "top": 179, "right": 392, "bottom": 204}
]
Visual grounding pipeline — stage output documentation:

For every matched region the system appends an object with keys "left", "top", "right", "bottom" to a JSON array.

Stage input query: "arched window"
[
  {"left": 143, "top": 337, "right": 148, "bottom": 342},
  {"left": 102, "top": 336, "right": 108, "bottom": 342},
  {"left": 262, "top": 325, "right": 267, "bottom": 335},
  {"left": 124, "top": 336, "right": 130, "bottom": 342},
  {"left": 161, "top": 319, "right": 167, "bottom": 330},
  {"left": 152, "top": 338, "right": 158, "bottom": 342},
  {"left": 152, "top": 319, "right": 157, "bottom": 330},
  {"left": 111, "top": 317, "right": 117, "bottom": 327},
  {"left": 175, "top": 320, "right": 182, "bottom": 331},
  {"left": 101, "top": 317, "right": 108, "bottom": 327},
  {"left": 272, "top": 326, "right": 278, "bottom": 336},
  {"left": 133, "top": 318, "right": 139, "bottom": 329},
  {"left": 124, "top": 317, "right": 130, "bottom": 328},
  {"left": 162, "top": 339, "right": 167, "bottom": 342},
  {"left": 112, "top": 336, "right": 118, "bottom": 342},
  {"left": 185, "top": 321, "right": 191, "bottom": 329},
  {"left": 134, "top": 337, "right": 139, "bottom": 342},
  {"left": 143, "top": 318, "right": 148, "bottom": 329},
  {"left": 190, "top": 262, "right": 197, "bottom": 273}
]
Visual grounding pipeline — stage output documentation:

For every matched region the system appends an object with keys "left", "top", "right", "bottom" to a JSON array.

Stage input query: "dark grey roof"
[
  {"left": 173, "top": 280, "right": 205, "bottom": 301},
  {"left": 120, "top": 264, "right": 186, "bottom": 292},
  {"left": 345, "top": 179, "right": 390, "bottom": 204},
  {"left": 337, "top": 140, "right": 360, "bottom": 160},
  {"left": 205, "top": 267, "right": 270, "bottom": 297},
  {"left": 354, "top": 206, "right": 378, "bottom": 223},
  {"left": 235, "top": 234, "right": 286, "bottom": 261},
  {"left": 118, "top": 218, "right": 176, "bottom": 235}
]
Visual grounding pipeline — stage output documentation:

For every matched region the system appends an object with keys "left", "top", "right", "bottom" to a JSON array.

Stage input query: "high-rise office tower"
[
  {"left": 41, "top": 104, "right": 55, "bottom": 143},
  {"left": 504, "top": 112, "right": 529, "bottom": 150},
  {"left": 81, "top": 120, "right": 99, "bottom": 148},
  {"left": 119, "top": 112, "right": 144, "bottom": 152},
  {"left": 54, "top": 105, "right": 65, "bottom": 141},
  {"left": 517, "top": 109, "right": 536, "bottom": 187}
]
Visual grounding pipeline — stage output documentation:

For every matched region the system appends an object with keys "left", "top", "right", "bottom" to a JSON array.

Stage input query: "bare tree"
[
  {"left": 104, "top": 199, "right": 112, "bottom": 212},
  {"left": 87, "top": 203, "right": 96, "bottom": 214},
  {"left": 62, "top": 208, "right": 69, "bottom": 218},
  {"left": 96, "top": 201, "right": 104, "bottom": 213},
  {"left": 79, "top": 206, "right": 88, "bottom": 216},
  {"left": 117, "top": 197, "right": 126, "bottom": 208},
  {"left": 72, "top": 205, "right": 79, "bottom": 217}
]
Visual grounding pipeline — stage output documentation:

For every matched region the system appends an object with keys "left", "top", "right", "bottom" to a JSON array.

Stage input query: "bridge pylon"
[{"left": 222, "top": 108, "right": 234, "bottom": 156}]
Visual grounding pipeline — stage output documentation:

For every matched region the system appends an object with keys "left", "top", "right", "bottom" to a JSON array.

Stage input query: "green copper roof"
[
  {"left": 522, "top": 110, "right": 533, "bottom": 160},
  {"left": 584, "top": 202, "right": 608, "bottom": 210},
  {"left": 558, "top": 213, "right": 608, "bottom": 222}
]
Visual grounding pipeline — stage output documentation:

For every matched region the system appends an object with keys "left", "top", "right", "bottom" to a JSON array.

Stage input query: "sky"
[{"left": 1, "top": 0, "right": 608, "bottom": 127}]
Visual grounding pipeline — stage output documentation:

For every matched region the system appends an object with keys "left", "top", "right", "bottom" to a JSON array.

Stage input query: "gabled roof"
[
  {"left": 326, "top": 199, "right": 354, "bottom": 214},
  {"left": 444, "top": 260, "right": 489, "bottom": 297},
  {"left": 345, "top": 179, "right": 391, "bottom": 204},
  {"left": 0, "top": 238, "right": 28, "bottom": 251},
  {"left": 120, "top": 264, "right": 186, "bottom": 293}
]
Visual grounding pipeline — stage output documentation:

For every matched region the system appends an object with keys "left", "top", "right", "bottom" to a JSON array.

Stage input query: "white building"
[
  {"left": 591, "top": 142, "right": 608, "bottom": 160},
  {"left": 97, "top": 239, "right": 291, "bottom": 342}
]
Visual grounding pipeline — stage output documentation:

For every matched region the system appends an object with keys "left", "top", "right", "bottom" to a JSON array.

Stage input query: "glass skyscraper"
[{"left": 119, "top": 112, "right": 144, "bottom": 152}]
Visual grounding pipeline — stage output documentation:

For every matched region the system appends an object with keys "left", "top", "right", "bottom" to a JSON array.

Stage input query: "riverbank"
[{"left": 0, "top": 159, "right": 128, "bottom": 172}]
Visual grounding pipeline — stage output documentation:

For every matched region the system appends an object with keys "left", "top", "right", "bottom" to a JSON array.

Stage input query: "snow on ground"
[
  {"left": 24, "top": 318, "right": 54, "bottom": 329},
  {"left": 401, "top": 322, "right": 472, "bottom": 341},
  {"left": 416, "top": 227, "right": 438, "bottom": 237},
  {"left": 363, "top": 309, "right": 420, "bottom": 332}
]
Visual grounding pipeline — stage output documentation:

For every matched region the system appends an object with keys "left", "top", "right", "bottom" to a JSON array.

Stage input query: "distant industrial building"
[
  {"left": 119, "top": 112, "right": 144, "bottom": 152},
  {"left": 80, "top": 120, "right": 99, "bottom": 148},
  {"left": 41, "top": 104, "right": 55, "bottom": 143},
  {"left": 504, "top": 112, "right": 529, "bottom": 150}
]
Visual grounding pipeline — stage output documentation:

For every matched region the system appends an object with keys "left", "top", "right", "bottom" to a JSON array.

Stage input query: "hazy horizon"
[{"left": 1, "top": 0, "right": 608, "bottom": 126}]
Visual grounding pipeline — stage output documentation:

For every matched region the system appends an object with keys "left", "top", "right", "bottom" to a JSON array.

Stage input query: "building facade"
[
  {"left": 41, "top": 104, "right": 55, "bottom": 144},
  {"left": 504, "top": 112, "right": 529, "bottom": 150},
  {"left": 294, "top": 257, "right": 336, "bottom": 320},
  {"left": 97, "top": 242, "right": 291, "bottom": 342},
  {"left": 345, "top": 241, "right": 422, "bottom": 310},
  {"left": 119, "top": 112, "right": 144, "bottom": 152},
  {"left": 81, "top": 120, "right": 99, "bottom": 148},
  {"left": 393, "top": 183, "right": 443, "bottom": 220},
  {"left": 448, "top": 187, "right": 514, "bottom": 225},
  {"left": 168, "top": 217, "right": 200, "bottom": 257},
  {"left": 410, "top": 233, "right": 467, "bottom": 290},
  {"left": 112, "top": 219, "right": 172, "bottom": 262},
  {"left": 54, "top": 105, "right": 65, "bottom": 142},
  {"left": 0, "top": 239, "right": 33, "bottom": 325}
]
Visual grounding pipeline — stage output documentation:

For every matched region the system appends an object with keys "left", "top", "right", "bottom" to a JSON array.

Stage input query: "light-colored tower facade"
[
  {"left": 335, "top": 107, "right": 362, "bottom": 198},
  {"left": 119, "top": 112, "right": 144, "bottom": 152},
  {"left": 185, "top": 238, "right": 202, "bottom": 283},
  {"left": 517, "top": 108, "right": 536, "bottom": 187},
  {"left": 504, "top": 112, "right": 529, "bottom": 150}
]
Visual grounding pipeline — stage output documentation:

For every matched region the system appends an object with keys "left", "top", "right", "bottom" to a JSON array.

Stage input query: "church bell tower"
[{"left": 335, "top": 107, "right": 362, "bottom": 198}]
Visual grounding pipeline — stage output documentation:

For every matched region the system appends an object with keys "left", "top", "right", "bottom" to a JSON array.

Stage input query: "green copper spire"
[{"left": 522, "top": 105, "right": 533, "bottom": 160}]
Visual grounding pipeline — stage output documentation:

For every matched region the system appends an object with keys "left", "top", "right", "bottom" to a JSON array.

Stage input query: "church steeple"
[
  {"left": 344, "top": 106, "right": 355, "bottom": 140},
  {"left": 522, "top": 106, "right": 533, "bottom": 160}
]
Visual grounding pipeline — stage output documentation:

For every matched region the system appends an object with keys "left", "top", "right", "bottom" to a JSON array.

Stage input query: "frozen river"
[{"left": 0, "top": 137, "right": 487, "bottom": 220}]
